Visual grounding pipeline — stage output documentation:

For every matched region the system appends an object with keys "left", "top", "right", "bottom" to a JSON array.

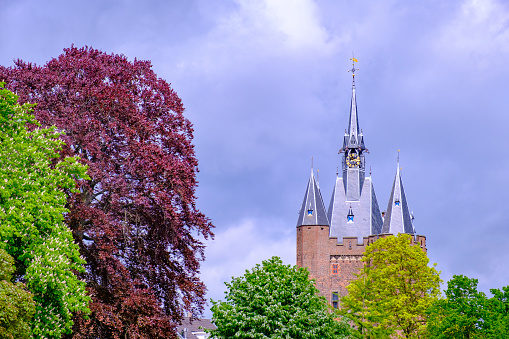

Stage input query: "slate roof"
[
  {"left": 176, "top": 317, "right": 216, "bottom": 339},
  {"left": 381, "top": 162, "right": 415, "bottom": 234},
  {"left": 328, "top": 175, "right": 383, "bottom": 243},
  {"left": 296, "top": 169, "right": 329, "bottom": 227}
]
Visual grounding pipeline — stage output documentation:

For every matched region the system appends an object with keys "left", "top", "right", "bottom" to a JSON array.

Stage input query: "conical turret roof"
[
  {"left": 297, "top": 168, "right": 329, "bottom": 227},
  {"left": 381, "top": 158, "right": 414, "bottom": 234}
]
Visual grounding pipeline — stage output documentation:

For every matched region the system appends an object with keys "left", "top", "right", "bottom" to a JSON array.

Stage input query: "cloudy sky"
[{"left": 2, "top": 0, "right": 509, "bottom": 316}]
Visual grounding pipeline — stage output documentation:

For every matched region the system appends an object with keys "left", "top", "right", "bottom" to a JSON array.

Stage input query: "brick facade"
[{"left": 297, "top": 225, "right": 427, "bottom": 308}]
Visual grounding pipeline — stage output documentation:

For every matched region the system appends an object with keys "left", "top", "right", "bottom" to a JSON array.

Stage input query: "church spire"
[
  {"left": 381, "top": 152, "right": 415, "bottom": 234},
  {"left": 297, "top": 166, "right": 329, "bottom": 227},
  {"left": 341, "top": 56, "right": 365, "bottom": 153}
]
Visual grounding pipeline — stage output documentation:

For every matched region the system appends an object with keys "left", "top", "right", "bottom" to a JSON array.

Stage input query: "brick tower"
[{"left": 296, "top": 59, "right": 426, "bottom": 309}]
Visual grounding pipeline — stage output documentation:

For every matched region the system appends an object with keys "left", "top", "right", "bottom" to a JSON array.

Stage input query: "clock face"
[{"left": 347, "top": 153, "right": 361, "bottom": 168}]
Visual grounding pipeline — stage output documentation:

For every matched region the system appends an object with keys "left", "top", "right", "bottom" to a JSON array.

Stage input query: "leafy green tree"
[
  {"left": 210, "top": 256, "right": 351, "bottom": 339},
  {"left": 0, "top": 248, "right": 35, "bottom": 339},
  {"left": 0, "top": 84, "right": 90, "bottom": 338},
  {"left": 426, "top": 275, "right": 485, "bottom": 339},
  {"left": 341, "top": 234, "right": 441, "bottom": 339},
  {"left": 426, "top": 275, "right": 509, "bottom": 338},
  {"left": 484, "top": 285, "right": 509, "bottom": 337}
]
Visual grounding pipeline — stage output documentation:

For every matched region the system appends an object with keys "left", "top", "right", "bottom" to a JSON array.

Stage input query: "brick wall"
[{"left": 297, "top": 225, "right": 427, "bottom": 308}]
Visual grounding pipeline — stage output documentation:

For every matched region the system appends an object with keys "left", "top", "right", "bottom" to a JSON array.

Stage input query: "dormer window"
[
  {"left": 307, "top": 209, "right": 313, "bottom": 216},
  {"left": 395, "top": 197, "right": 400, "bottom": 206},
  {"left": 347, "top": 205, "right": 354, "bottom": 223}
]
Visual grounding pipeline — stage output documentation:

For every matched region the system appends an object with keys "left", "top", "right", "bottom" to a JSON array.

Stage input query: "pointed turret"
[
  {"left": 381, "top": 155, "right": 415, "bottom": 234},
  {"left": 297, "top": 168, "right": 329, "bottom": 226}
]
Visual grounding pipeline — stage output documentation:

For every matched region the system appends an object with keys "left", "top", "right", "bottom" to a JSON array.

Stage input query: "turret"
[
  {"left": 296, "top": 167, "right": 330, "bottom": 276},
  {"left": 296, "top": 167, "right": 329, "bottom": 227},
  {"left": 381, "top": 153, "right": 415, "bottom": 234}
]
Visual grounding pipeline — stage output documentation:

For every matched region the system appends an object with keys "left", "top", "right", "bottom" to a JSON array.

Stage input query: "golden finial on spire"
[
  {"left": 348, "top": 54, "right": 359, "bottom": 87},
  {"left": 348, "top": 53, "right": 359, "bottom": 77}
]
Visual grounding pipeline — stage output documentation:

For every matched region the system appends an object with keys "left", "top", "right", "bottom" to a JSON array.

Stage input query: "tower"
[
  {"left": 328, "top": 60, "right": 383, "bottom": 242},
  {"left": 296, "top": 59, "right": 425, "bottom": 306},
  {"left": 296, "top": 168, "right": 331, "bottom": 282}
]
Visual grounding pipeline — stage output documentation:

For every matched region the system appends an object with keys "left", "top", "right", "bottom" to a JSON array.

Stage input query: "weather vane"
[
  {"left": 348, "top": 54, "right": 358, "bottom": 77},
  {"left": 348, "top": 53, "right": 358, "bottom": 87}
]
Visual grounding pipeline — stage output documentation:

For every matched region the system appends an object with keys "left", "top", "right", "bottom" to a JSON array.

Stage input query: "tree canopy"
[
  {"left": 0, "top": 84, "right": 89, "bottom": 338},
  {"left": 210, "top": 256, "right": 351, "bottom": 339},
  {"left": 426, "top": 274, "right": 509, "bottom": 338},
  {"left": 0, "top": 46, "right": 213, "bottom": 338},
  {"left": 340, "top": 234, "right": 441, "bottom": 339},
  {"left": 0, "top": 248, "right": 35, "bottom": 339}
]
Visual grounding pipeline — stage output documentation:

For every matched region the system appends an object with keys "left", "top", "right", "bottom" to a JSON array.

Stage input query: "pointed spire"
[
  {"left": 297, "top": 167, "right": 329, "bottom": 227},
  {"left": 381, "top": 152, "right": 414, "bottom": 234},
  {"left": 342, "top": 56, "right": 365, "bottom": 153}
]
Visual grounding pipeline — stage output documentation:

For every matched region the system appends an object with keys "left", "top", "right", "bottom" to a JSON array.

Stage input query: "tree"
[
  {"left": 340, "top": 234, "right": 441, "bottom": 339},
  {"left": 0, "top": 248, "right": 35, "bottom": 339},
  {"left": 0, "top": 84, "right": 90, "bottom": 338},
  {"left": 0, "top": 46, "right": 213, "bottom": 338},
  {"left": 426, "top": 275, "right": 509, "bottom": 338},
  {"left": 210, "top": 256, "right": 351, "bottom": 339},
  {"left": 484, "top": 285, "right": 509, "bottom": 337}
]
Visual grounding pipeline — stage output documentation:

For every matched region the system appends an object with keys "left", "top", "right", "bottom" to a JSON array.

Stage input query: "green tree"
[
  {"left": 210, "top": 256, "right": 351, "bottom": 339},
  {"left": 426, "top": 275, "right": 485, "bottom": 339},
  {"left": 340, "top": 234, "right": 441, "bottom": 339},
  {"left": 484, "top": 285, "right": 509, "bottom": 337},
  {"left": 426, "top": 275, "right": 509, "bottom": 338},
  {"left": 0, "top": 84, "right": 90, "bottom": 338},
  {"left": 0, "top": 248, "right": 35, "bottom": 339}
]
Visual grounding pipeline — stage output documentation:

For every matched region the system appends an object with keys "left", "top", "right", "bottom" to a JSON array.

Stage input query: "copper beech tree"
[{"left": 0, "top": 46, "right": 213, "bottom": 338}]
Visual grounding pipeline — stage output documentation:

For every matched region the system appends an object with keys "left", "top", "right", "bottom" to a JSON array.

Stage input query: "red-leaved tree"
[{"left": 0, "top": 46, "right": 213, "bottom": 338}]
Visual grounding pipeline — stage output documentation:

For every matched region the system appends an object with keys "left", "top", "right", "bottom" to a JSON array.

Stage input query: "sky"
[{"left": 2, "top": 0, "right": 509, "bottom": 317}]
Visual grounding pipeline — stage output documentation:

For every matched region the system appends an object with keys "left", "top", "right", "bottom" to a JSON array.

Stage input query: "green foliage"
[
  {"left": 426, "top": 275, "right": 509, "bottom": 338},
  {"left": 340, "top": 234, "right": 441, "bottom": 339},
  {"left": 0, "top": 84, "right": 90, "bottom": 338},
  {"left": 426, "top": 275, "right": 485, "bottom": 338},
  {"left": 210, "top": 256, "right": 351, "bottom": 339},
  {"left": 484, "top": 285, "right": 509, "bottom": 336},
  {"left": 0, "top": 248, "right": 35, "bottom": 339}
]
